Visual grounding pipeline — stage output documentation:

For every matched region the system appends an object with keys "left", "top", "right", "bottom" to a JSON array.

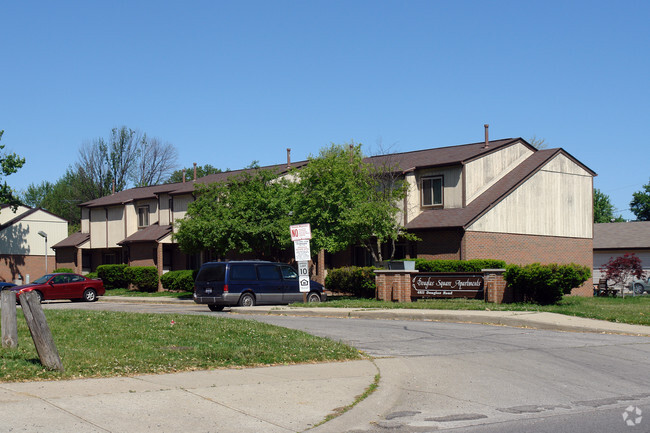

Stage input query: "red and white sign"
[{"left": 290, "top": 223, "right": 312, "bottom": 242}]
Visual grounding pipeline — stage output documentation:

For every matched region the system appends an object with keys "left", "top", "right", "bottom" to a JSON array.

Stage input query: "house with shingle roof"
[
  {"left": 0, "top": 205, "right": 68, "bottom": 284},
  {"left": 593, "top": 222, "right": 650, "bottom": 282},
  {"left": 53, "top": 137, "right": 596, "bottom": 294}
]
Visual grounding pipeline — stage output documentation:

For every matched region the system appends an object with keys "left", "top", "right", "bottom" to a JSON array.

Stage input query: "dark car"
[
  {"left": 193, "top": 261, "right": 327, "bottom": 311},
  {"left": 10, "top": 273, "right": 105, "bottom": 303},
  {"left": 0, "top": 282, "right": 17, "bottom": 290}
]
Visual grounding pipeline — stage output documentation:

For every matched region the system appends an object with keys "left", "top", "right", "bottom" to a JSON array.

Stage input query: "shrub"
[
  {"left": 85, "top": 272, "right": 99, "bottom": 279},
  {"left": 504, "top": 263, "right": 591, "bottom": 305},
  {"left": 415, "top": 259, "right": 506, "bottom": 273},
  {"left": 96, "top": 264, "right": 128, "bottom": 290},
  {"left": 125, "top": 266, "right": 159, "bottom": 292},
  {"left": 325, "top": 267, "right": 378, "bottom": 298},
  {"left": 160, "top": 270, "right": 197, "bottom": 292},
  {"left": 52, "top": 268, "right": 74, "bottom": 273}
]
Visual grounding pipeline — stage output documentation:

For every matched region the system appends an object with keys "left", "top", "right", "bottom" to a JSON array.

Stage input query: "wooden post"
[
  {"left": 1, "top": 290, "right": 18, "bottom": 348},
  {"left": 19, "top": 291, "right": 64, "bottom": 371}
]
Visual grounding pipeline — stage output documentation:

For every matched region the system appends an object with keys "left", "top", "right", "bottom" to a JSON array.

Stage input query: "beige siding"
[
  {"left": 136, "top": 199, "right": 158, "bottom": 226},
  {"left": 0, "top": 210, "right": 68, "bottom": 256},
  {"left": 0, "top": 205, "right": 30, "bottom": 224},
  {"left": 107, "top": 207, "right": 124, "bottom": 247},
  {"left": 81, "top": 208, "right": 90, "bottom": 233},
  {"left": 467, "top": 155, "right": 593, "bottom": 238},
  {"left": 172, "top": 194, "right": 194, "bottom": 231},
  {"left": 89, "top": 208, "right": 107, "bottom": 248},
  {"left": 159, "top": 193, "right": 170, "bottom": 226},
  {"left": 465, "top": 142, "right": 533, "bottom": 204},
  {"left": 404, "top": 166, "right": 462, "bottom": 224},
  {"left": 125, "top": 203, "right": 137, "bottom": 237},
  {"left": 542, "top": 153, "right": 592, "bottom": 176}
]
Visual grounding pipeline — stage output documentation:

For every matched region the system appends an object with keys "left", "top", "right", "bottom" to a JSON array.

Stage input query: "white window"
[
  {"left": 421, "top": 176, "right": 443, "bottom": 207},
  {"left": 138, "top": 205, "right": 150, "bottom": 228}
]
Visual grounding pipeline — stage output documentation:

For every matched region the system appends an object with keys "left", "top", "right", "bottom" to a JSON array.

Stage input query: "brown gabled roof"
[
  {"left": 52, "top": 232, "right": 90, "bottom": 249},
  {"left": 594, "top": 222, "right": 650, "bottom": 250},
  {"left": 364, "top": 138, "right": 529, "bottom": 172},
  {"left": 169, "top": 160, "right": 310, "bottom": 195},
  {"left": 81, "top": 161, "right": 311, "bottom": 206},
  {"left": 118, "top": 223, "right": 172, "bottom": 245},
  {"left": 406, "top": 149, "right": 569, "bottom": 230},
  {"left": 81, "top": 183, "right": 184, "bottom": 208}
]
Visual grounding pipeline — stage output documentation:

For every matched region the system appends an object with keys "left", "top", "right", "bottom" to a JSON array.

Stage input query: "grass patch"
[
  {"left": 104, "top": 288, "right": 192, "bottom": 298},
  {"left": 296, "top": 295, "right": 650, "bottom": 326},
  {"left": 314, "top": 372, "right": 380, "bottom": 428},
  {"left": 0, "top": 310, "right": 361, "bottom": 382}
]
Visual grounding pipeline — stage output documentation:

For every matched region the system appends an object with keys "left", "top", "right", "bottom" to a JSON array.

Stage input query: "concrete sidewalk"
[{"left": 0, "top": 360, "right": 376, "bottom": 433}]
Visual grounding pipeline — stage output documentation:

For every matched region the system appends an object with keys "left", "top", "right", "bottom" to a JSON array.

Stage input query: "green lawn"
[
  {"left": 0, "top": 310, "right": 361, "bottom": 382},
  {"left": 300, "top": 295, "right": 650, "bottom": 326}
]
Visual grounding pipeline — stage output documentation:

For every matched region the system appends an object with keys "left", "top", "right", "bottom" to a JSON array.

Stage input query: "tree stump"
[
  {"left": 19, "top": 291, "right": 64, "bottom": 371},
  {"left": 1, "top": 290, "right": 18, "bottom": 348}
]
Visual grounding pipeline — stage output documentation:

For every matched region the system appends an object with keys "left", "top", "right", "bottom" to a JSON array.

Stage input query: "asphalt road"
[{"left": 43, "top": 301, "right": 650, "bottom": 432}]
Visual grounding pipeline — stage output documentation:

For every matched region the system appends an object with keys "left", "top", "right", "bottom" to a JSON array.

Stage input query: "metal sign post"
[{"left": 290, "top": 224, "right": 312, "bottom": 295}]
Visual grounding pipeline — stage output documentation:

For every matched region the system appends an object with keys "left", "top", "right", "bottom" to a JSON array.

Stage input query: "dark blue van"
[{"left": 193, "top": 261, "right": 327, "bottom": 311}]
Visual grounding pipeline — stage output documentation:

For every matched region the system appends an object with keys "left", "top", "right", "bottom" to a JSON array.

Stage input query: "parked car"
[
  {"left": 629, "top": 277, "right": 650, "bottom": 295},
  {"left": 0, "top": 282, "right": 16, "bottom": 290},
  {"left": 193, "top": 261, "right": 327, "bottom": 311},
  {"left": 10, "top": 273, "right": 105, "bottom": 303}
]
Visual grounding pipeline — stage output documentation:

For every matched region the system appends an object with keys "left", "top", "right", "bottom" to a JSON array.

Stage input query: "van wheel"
[
  {"left": 307, "top": 292, "right": 322, "bottom": 303},
  {"left": 238, "top": 293, "right": 256, "bottom": 307},
  {"left": 208, "top": 304, "right": 224, "bottom": 311}
]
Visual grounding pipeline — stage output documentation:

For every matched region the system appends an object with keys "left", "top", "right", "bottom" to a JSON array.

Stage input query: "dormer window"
[
  {"left": 138, "top": 205, "right": 150, "bottom": 228},
  {"left": 421, "top": 176, "right": 443, "bottom": 207}
]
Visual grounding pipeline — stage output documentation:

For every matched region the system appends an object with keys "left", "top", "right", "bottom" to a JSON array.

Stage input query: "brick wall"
[
  {"left": 0, "top": 254, "right": 56, "bottom": 284},
  {"left": 55, "top": 248, "right": 77, "bottom": 273},
  {"left": 464, "top": 231, "right": 594, "bottom": 296},
  {"left": 483, "top": 269, "right": 512, "bottom": 303},
  {"left": 375, "top": 270, "right": 413, "bottom": 302},
  {"left": 413, "top": 229, "right": 463, "bottom": 260}
]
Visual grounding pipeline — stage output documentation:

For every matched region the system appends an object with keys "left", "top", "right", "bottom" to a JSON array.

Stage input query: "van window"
[
  {"left": 230, "top": 264, "right": 257, "bottom": 281},
  {"left": 281, "top": 266, "right": 298, "bottom": 280},
  {"left": 257, "top": 265, "right": 282, "bottom": 280},
  {"left": 196, "top": 264, "right": 226, "bottom": 282}
]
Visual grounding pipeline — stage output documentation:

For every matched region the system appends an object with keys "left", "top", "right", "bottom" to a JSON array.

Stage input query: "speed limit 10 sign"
[{"left": 297, "top": 261, "right": 310, "bottom": 293}]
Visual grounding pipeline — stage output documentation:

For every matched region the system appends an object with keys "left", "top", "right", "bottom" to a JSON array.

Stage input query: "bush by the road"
[
  {"left": 326, "top": 267, "right": 377, "bottom": 298},
  {"left": 504, "top": 263, "right": 591, "bottom": 305},
  {"left": 125, "top": 266, "right": 159, "bottom": 292},
  {"left": 160, "top": 270, "right": 197, "bottom": 292},
  {"left": 415, "top": 259, "right": 506, "bottom": 272},
  {"left": 97, "top": 264, "right": 128, "bottom": 290}
]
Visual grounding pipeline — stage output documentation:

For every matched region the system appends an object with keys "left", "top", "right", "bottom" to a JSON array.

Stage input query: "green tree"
[
  {"left": 167, "top": 164, "right": 223, "bottom": 183},
  {"left": 174, "top": 168, "right": 294, "bottom": 260},
  {"left": 630, "top": 180, "right": 650, "bottom": 221},
  {"left": 294, "top": 143, "right": 412, "bottom": 262},
  {"left": 21, "top": 169, "right": 90, "bottom": 233},
  {"left": 0, "top": 130, "right": 26, "bottom": 210},
  {"left": 593, "top": 188, "right": 625, "bottom": 223}
]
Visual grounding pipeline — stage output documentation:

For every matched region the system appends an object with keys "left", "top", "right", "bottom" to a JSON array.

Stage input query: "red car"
[{"left": 10, "top": 273, "right": 105, "bottom": 303}]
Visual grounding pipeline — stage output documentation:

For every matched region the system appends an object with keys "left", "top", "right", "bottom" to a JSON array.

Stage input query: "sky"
[{"left": 1, "top": 0, "right": 648, "bottom": 220}]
